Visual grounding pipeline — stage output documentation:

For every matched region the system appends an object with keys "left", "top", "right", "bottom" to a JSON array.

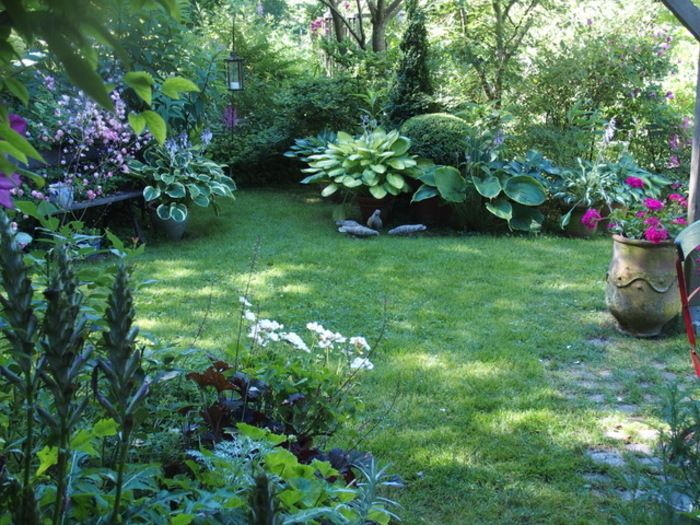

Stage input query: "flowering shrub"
[
  {"left": 25, "top": 82, "right": 146, "bottom": 201},
  {"left": 237, "top": 297, "right": 375, "bottom": 441},
  {"left": 605, "top": 192, "right": 688, "bottom": 243}
]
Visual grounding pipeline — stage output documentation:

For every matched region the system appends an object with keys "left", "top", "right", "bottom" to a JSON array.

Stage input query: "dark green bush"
[
  {"left": 401, "top": 113, "right": 473, "bottom": 166},
  {"left": 210, "top": 76, "right": 364, "bottom": 186}
]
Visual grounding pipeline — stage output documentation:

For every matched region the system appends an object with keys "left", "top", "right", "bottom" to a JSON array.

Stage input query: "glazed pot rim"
[{"left": 611, "top": 234, "right": 673, "bottom": 248}]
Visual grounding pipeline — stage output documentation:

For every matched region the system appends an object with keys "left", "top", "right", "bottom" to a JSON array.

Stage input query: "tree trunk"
[
  {"left": 689, "top": 48, "right": 700, "bottom": 223},
  {"left": 371, "top": 20, "right": 387, "bottom": 52}
]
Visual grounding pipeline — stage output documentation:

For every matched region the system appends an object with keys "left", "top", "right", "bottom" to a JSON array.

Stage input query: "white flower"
[
  {"left": 247, "top": 318, "right": 283, "bottom": 346},
  {"left": 239, "top": 296, "right": 252, "bottom": 308},
  {"left": 350, "top": 357, "right": 374, "bottom": 371},
  {"left": 306, "top": 322, "right": 325, "bottom": 334},
  {"left": 258, "top": 319, "right": 283, "bottom": 331},
  {"left": 244, "top": 310, "right": 257, "bottom": 322},
  {"left": 350, "top": 336, "right": 371, "bottom": 352},
  {"left": 282, "top": 332, "right": 310, "bottom": 353}
]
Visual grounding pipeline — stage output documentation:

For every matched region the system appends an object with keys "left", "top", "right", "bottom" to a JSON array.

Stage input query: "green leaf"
[
  {"left": 237, "top": 422, "right": 286, "bottom": 445},
  {"left": 36, "top": 446, "right": 58, "bottom": 476},
  {"left": 156, "top": 204, "right": 172, "bottom": 220},
  {"left": 71, "top": 429, "right": 98, "bottom": 456},
  {"left": 370, "top": 164, "right": 387, "bottom": 174},
  {"left": 165, "top": 182, "right": 186, "bottom": 198},
  {"left": 124, "top": 71, "right": 154, "bottom": 105},
  {"left": 128, "top": 113, "right": 146, "bottom": 135},
  {"left": 386, "top": 173, "right": 405, "bottom": 190},
  {"left": 502, "top": 175, "right": 546, "bottom": 206},
  {"left": 142, "top": 110, "right": 167, "bottom": 145},
  {"left": 143, "top": 186, "right": 161, "bottom": 202},
  {"left": 434, "top": 166, "right": 467, "bottom": 203},
  {"left": 510, "top": 203, "right": 545, "bottom": 232},
  {"left": 169, "top": 203, "right": 188, "bottom": 222},
  {"left": 471, "top": 175, "right": 502, "bottom": 199},
  {"left": 485, "top": 197, "right": 513, "bottom": 221},
  {"left": 192, "top": 194, "right": 210, "bottom": 207},
  {"left": 161, "top": 77, "right": 200, "bottom": 99},
  {"left": 0, "top": 123, "right": 43, "bottom": 162},
  {"left": 93, "top": 418, "right": 118, "bottom": 438},
  {"left": 369, "top": 185, "right": 387, "bottom": 199},
  {"left": 390, "top": 136, "right": 411, "bottom": 156},
  {"left": 321, "top": 184, "right": 339, "bottom": 197},
  {"left": 171, "top": 515, "right": 193, "bottom": 525},
  {"left": 411, "top": 184, "right": 439, "bottom": 203},
  {"left": 3, "top": 77, "right": 28, "bottom": 105}
]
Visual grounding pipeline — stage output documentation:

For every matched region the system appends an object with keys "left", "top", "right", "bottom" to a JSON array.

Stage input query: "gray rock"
[
  {"left": 338, "top": 225, "right": 379, "bottom": 237},
  {"left": 336, "top": 220, "right": 363, "bottom": 228},
  {"left": 387, "top": 224, "right": 428, "bottom": 236}
]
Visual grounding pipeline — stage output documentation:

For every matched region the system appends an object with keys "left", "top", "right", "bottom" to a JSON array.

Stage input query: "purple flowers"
[
  {"left": 223, "top": 105, "right": 239, "bottom": 129},
  {"left": 625, "top": 176, "right": 645, "bottom": 189},
  {"left": 581, "top": 208, "right": 602, "bottom": 230},
  {"left": 0, "top": 114, "right": 28, "bottom": 209}
]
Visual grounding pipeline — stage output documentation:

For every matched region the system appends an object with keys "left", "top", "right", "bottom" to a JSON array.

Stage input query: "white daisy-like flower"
[
  {"left": 239, "top": 296, "right": 252, "bottom": 308},
  {"left": 306, "top": 322, "right": 325, "bottom": 334},
  {"left": 350, "top": 357, "right": 374, "bottom": 370},
  {"left": 350, "top": 336, "right": 371, "bottom": 352},
  {"left": 244, "top": 310, "right": 257, "bottom": 322},
  {"left": 282, "top": 332, "right": 310, "bottom": 353}
]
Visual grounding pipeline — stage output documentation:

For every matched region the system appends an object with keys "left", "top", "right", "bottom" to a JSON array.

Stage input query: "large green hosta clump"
[{"left": 300, "top": 129, "right": 422, "bottom": 200}]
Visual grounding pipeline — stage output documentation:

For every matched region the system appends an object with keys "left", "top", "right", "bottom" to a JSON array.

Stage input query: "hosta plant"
[
  {"left": 300, "top": 128, "right": 422, "bottom": 200},
  {"left": 131, "top": 134, "right": 236, "bottom": 223}
]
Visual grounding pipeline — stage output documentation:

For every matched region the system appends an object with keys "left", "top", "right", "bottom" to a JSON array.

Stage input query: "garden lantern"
[
  {"left": 225, "top": 15, "right": 244, "bottom": 92},
  {"left": 225, "top": 52, "right": 244, "bottom": 92}
]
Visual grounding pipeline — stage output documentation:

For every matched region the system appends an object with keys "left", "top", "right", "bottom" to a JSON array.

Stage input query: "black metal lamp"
[{"left": 225, "top": 16, "right": 244, "bottom": 92}]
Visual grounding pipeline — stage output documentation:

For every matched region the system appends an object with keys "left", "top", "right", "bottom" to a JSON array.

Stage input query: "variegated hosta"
[
  {"left": 300, "top": 128, "right": 422, "bottom": 200},
  {"left": 132, "top": 141, "right": 236, "bottom": 223}
]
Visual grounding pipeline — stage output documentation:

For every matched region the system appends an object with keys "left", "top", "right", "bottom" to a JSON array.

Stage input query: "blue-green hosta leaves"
[
  {"left": 433, "top": 166, "right": 467, "bottom": 203},
  {"left": 502, "top": 175, "right": 546, "bottom": 206},
  {"left": 157, "top": 203, "right": 188, "bottom": 222},
  {"left": 472, "top": 174, "right": 502, "bottom": 199},
  {"left": 143, "top": 186, "right": 161, "bottom": 202}
]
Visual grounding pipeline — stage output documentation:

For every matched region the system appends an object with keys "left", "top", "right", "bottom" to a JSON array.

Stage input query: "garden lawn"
[{"left": 129, "top": 188, "right": 695, "bottom": 524}]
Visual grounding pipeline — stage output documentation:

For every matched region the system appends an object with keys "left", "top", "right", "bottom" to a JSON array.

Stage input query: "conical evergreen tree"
[{"left": 386, "top": 0, "right": 435, "bottom": 126}]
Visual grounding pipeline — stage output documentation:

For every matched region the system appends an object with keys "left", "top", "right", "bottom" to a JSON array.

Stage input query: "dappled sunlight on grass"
[{"left": 125, "top": 189, "right": 690, "bottom": 524}]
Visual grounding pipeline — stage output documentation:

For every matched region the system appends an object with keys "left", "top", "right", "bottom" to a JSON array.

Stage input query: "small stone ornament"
[
  {"left": 338, "top": 225, "right": 380, "bottom": 237},
  {"left": 336, "top": 220, "right": 363, "bottom": 228},
  {"left": 388, "top": 224, "right": 428, "bottom": 236},
  {"left": 366, "top": 209, "right": 383, "bottom": 230}
]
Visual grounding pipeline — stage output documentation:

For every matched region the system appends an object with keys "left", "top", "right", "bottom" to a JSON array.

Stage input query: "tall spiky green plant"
[
  {"left": 92, "top": 263, "right": 149, "bottom": 524},
  {"left": 38, "top": 247, "right": 93, "bottom": 525},
  {"left": 0, "top": 210, "right": 40, "bottom": 525}
]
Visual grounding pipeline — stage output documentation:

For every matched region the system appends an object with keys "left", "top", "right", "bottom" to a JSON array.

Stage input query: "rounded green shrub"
[{"left": 401, "top": 113, "right": 473, "bottom": 167}]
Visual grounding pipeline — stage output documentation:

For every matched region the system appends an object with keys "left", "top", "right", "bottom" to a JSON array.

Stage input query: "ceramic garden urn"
[{"left": 605, "top": 234, "right": 679, "bottom": 337}]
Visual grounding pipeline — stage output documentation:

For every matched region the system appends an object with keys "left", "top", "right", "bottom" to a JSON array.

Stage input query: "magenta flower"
[
  {"left": 644, "top": 226, "right": 669, "bottom": 243},
  {"left": 644, "top": 216, "right": 661, "bottom": 227},
  {"left": 666, "top": 91, "right": 675, "bottom": 100},
  {"left": 625, "top": 176, "right": 645, "bottom": 189},
  {"left": 581, "top": 208, "right": 602, "bottom": 230},
  {"left": 9, "top": 114, "right": 27, "bottom": 136},
  {"left": 0, "top": 173, "right": 21, "bottom": 209},
  {"left": 673, "top": 217, "right": 688, "bottom": 226},
  {"left": 644, "top": 198, "right": 664, "bottom": 211},
  {"left": 635, "top": 211, "right": 646, "bottom": 218}
]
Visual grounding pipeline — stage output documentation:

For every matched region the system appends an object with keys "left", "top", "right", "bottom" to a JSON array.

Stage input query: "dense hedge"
[{"left": 401, "top": 113, "right": 473, "bottom": 167}]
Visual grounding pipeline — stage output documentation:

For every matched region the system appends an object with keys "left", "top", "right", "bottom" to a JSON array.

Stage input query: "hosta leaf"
[
  {"left": 371, "top": 164, "right": 387, "bottom": 174},
  {"left": 503, "top": 175, "right": 546, "bottom": 206},
  {"left": 170, "top": 203, "right": 188, "bottom": 222},
  {"left": 362, "top": 170, "right": 379, "bottom": 186},
  {"left": 156, "top": 204, "right": 171, "bottom": 220},
  {"left": 143, "top": 186, "right": 161, "bottom": 202},
  {"left": 472, "top": 175, "right": 502, "bottom": 199},
  {"left": 386, "top": 173, "right": 405, "bottom": 189},
  {"left": 369, "top": 185, "right": 387, "bottom": 199},
  {"left": 387, "top": 158, "right": 405, "bottom": 170},
  {"left": 390, "top": 137, "right": 411, "bottom": 156},
  {"left": 485, "top": 197, "right": 512, "bottom": 220},
  {"left": 165, "top": 182, "right": 186, "bottom": 198},
  {"left": 412, "top": 184, "right": 439, "bottom": 203},
  {"left": 321, "top": 183, "right": 339, "bottom": 197},
  {"left": 510, "top": 203, "right": 545, "bottom": 232},
  {"left": 192, "top": 194, "right": 210, "bottom": 207},
  {"left": 434, "top": 166, "right": 467, "bottom": 203}
]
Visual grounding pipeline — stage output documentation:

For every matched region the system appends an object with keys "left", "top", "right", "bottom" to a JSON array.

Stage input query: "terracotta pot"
[
  {"left": 564, "top": 207, "right": 598, "bottom": 238},
  {"left": 356, "top": 195, "right": 395, "bottom": 224},
  {"left": 605, "top": 235, "right": 679, "bottom": 337}
]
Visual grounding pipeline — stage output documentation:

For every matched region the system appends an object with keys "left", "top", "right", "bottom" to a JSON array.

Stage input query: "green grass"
[{"left": 129, "top": 188, "right": 696, "bottom": 524}]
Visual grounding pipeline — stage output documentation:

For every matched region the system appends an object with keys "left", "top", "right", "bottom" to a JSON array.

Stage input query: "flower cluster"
[
  {"left": 0, "top": 114, "right": 26, "bottom": 209},
  {"left": 240, "top": 297, "right": 374, "bottom": 370},
  {"left": 27, "top": 86, "right": 146, "bottom": 201},
  {"left": 605, "top": 192, "right": 688, "bottom": 243}
]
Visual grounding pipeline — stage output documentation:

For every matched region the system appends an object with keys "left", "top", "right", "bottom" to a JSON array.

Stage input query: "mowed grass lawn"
[{"left": 129, "top": 188, "right": 695, "bottom": 524}]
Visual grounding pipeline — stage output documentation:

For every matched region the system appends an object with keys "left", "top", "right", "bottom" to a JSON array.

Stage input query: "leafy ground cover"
[{"left": 129, "top": 188, "right": 696, "bottom": 524}]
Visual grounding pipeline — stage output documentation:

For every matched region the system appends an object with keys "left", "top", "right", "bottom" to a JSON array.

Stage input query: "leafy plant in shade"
[
  {"left": 386, "top": 0, "right": 435, "bottom": 125},
  {"left": 412, "top": 165, "right": 468, "bottom": 204},
  {"left": 38, "top": 247, "right": 93, "bottom": 525},
  {"left": 301, "top": 129, "right": 422, "bottom": 200},
  {"left": 131, "top": 134, "right": 236, "bottom": 222},
  {"left": 283, "top": 131, "right": 337, "bottom": 162},
  {"left": 92, "top": 263, "right": 150, "bottom": 523},
  {"left": 0, "top": 211, "right": 41, "bottom": 524},
  {"left": 467, "top": 137, "right": 548, "bottom": 232}
]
